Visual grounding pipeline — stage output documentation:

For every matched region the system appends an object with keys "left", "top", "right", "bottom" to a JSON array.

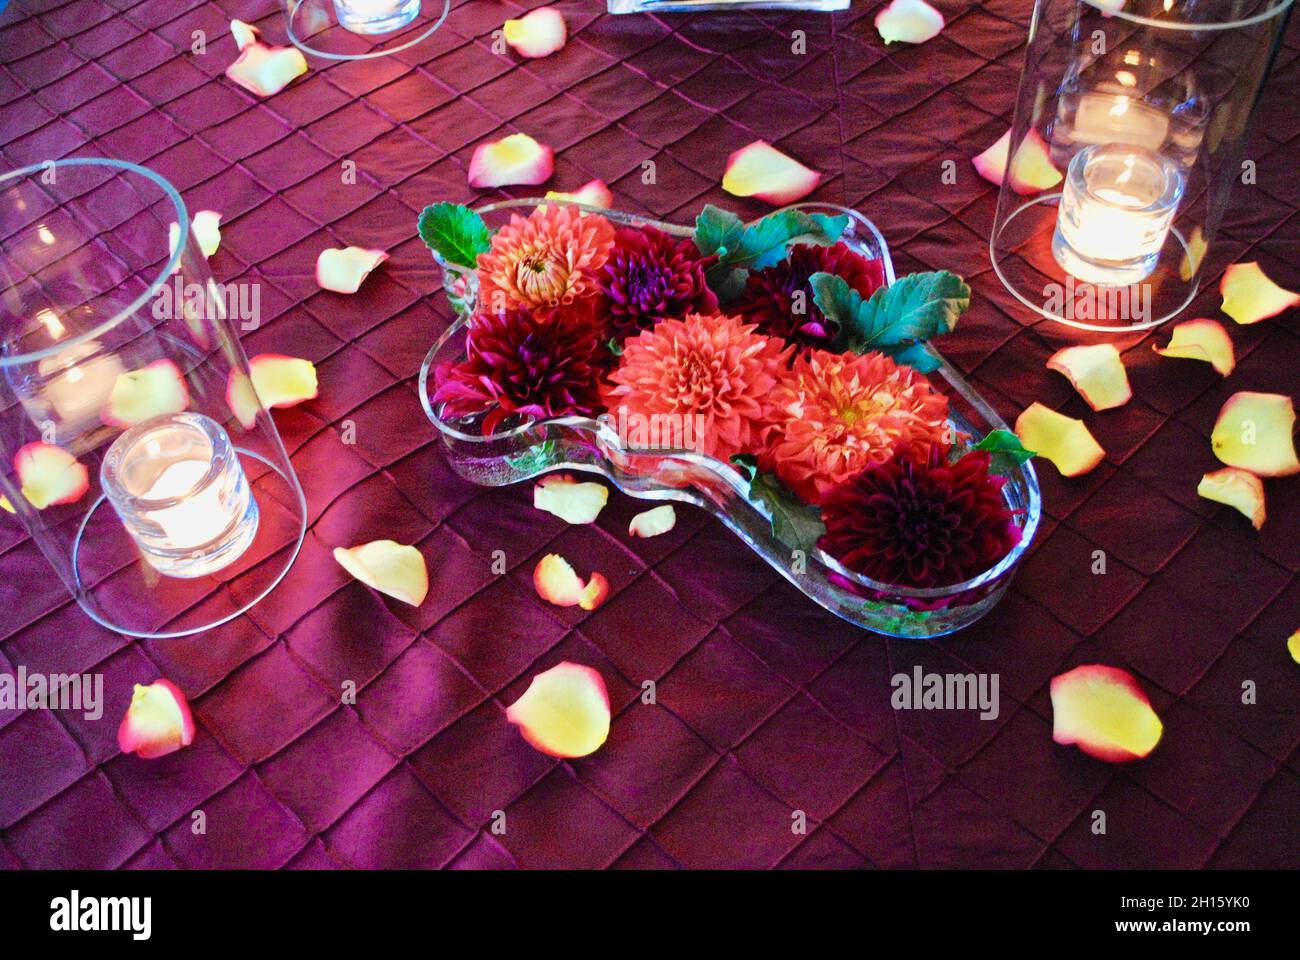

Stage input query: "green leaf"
[
  {"left": 606, "top": 338, "right": 623, "bottom": 357},
  {"left": 885, "top": 341, "right": 942, "bottom": 373},
  {"left": 832, "top": 270, "right": 971, "bottom": 355},
  {"left": 747, "top": 471, "right": 826, "bottom": 554},
  {"left": 694, "top": 207, "right": 850, "bottom": 301},
  {"left": 418, "top": 202, "right": 492, "bottom": 269},
  {"left": 974, "top": 428, "right": 1036, "bottom": 476}
]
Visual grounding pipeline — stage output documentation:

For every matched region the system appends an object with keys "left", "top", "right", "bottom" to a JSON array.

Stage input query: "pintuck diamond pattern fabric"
[{"left": 1, "top": 0, "right": 1298, "bottom": 870}]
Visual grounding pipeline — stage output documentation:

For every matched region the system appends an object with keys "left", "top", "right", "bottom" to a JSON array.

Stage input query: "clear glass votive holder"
[
  {"left": 1052, "top": 144, "right": 1185, "bottom": 286},
  {"left": 101, "top": 413, "right": 260, "bottom": 579}
]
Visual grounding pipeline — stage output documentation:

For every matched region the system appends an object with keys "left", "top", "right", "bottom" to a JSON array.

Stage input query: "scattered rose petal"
[
  {"left": 1015, "top": 402, "right": 1105, "bottom": 477},
  {"left": 875, "top": 0, "right": 945, "bottom": 45},
  {"left": 230, "top": 19, "right": 259, "bottom": 51},
  {"left": 502, "top": 7, "right": 567, "bottom": 58},
  {"left": 1152, "top": 318, "right": 1235, "bottom": 376},
  {"left": 1046, "top": 343, "right": 1131, "bottom": 412},
  {"left": 1197, "top": 467, "right": 1266, "bottom": 530},
  {"left": 1179, "top": 225, "right": 1206, "bottom": 282},
  {"left": 168, "top": 210, "right": 223, "bottom": 266},
  {"left": 334, "top": 540, "right": 429, "bottom": 607},
  {"left": 1210, "top": 391, "right": 1300, "bottom": 477},
  {"left": 102, "top": 359, "right": 188, "bottom": 428},
  {"left": 505, "top": 661, "right": 610, "bottom": 758},
  {"left": 629, "top": 504, "right": 676, "bottom": 538},
  {"left": 0, "top": 495, "right": 13, "bottom": 514},
  {"left": 118, "top": 679, "right": 195, "bottom": 760},
  {"left": 225, "top": 42, "right": 307, "bottom": 98},
  {"left": 316, "top": 246, "right": 388, "bottom": 294},
  {"left": 973, "top": 129, "right": 1063, "bottom": 194},
  {"left": 533, "top": 553, "right": 608, "bottom": 610},
  {"left": 722, "top": 140, "right": 821, "bottom": 206},
  {"left": 1051, "top": 664, "right": 1162, "bottom": 762},
  {"left": 226, "top": 355, "right": 318, "bottom": 429},
  {"left": 544, "top": 179, "right": 614, "bottom": 209},
  {"left": 14, "top": 442, "right": 89, "bottom": 509},
  {"left": 1220, "top": 261, "right": 1300, "bottom": 325},
  {"left": 468, "top": 133, "right": 554, "bottom": 189},
  {"left": 533, "top": 473, "right": 608, "bottom": 524},
  {"left": 1288, "top": 629, "right": 1300, "bottom": 665}
]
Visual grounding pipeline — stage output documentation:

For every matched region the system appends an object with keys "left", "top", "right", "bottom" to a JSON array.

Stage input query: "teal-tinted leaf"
[
  {"left": 417, "top": 202, "right": 491, "bottom": 269},
  {"left": 729, "top": 453, "right": 758, "bottom": 483},
  {"left": 885, "top": 341, "right": 942, "bottom": 373},
  {"left": 693, "top": 204, "right": 746, "bottom": 259},
  {"left": 835, "top": 270, "right": 970, "bottom": 354}
]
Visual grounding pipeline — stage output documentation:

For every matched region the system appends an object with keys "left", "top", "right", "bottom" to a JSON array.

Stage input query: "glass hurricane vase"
[
  {"left": 0, "top": 159, "right": 307, "bottom": 639},
  {"left": 419, "top": 200, "right": 1041, "bottom": 639}
]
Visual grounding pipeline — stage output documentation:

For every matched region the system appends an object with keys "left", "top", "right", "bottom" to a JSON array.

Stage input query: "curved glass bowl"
[{"left": 418, "top": 201, "right": 1041, "bottom": 639}]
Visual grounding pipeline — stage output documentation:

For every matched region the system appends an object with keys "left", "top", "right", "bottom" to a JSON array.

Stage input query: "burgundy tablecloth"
[{"left": 1, "top": 0, "right": 1297, "bottom": 870}]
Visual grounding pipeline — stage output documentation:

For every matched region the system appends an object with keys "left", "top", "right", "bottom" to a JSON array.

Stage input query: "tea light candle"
[
  {"left": 1070, "top": 94, "right": 1169, "bottom": 153},
  {"left": 333, "top": 0, "right": 421, "bottom": 34},
  {"left": 37, "top": 340, "right": 125, "bottom": 431},
  {"left": 1051, "top": 143, "right": 1185, "bottom": 286},
  {"left": 101, "top": 412, "right": 259, "bottom": 579}
]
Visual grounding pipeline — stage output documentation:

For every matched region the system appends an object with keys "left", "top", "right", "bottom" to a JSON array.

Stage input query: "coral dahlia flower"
[
  {"left": 760, "top": 348, "right": 950, "bottom": 503},
  {"left": 819, "top": 447, "right": 1021, "bottom": 589},
  {"left": 603, "top": 313, "right": 790, "bottom": 461},
  {"left": 476, "top": 206, "right": 615, "bottom": 313}
]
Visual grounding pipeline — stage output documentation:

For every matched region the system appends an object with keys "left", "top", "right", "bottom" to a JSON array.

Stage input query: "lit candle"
[
  {"left": 332, "top": 0, "right": 421, "bottom": 34},
  {"left": 101, "top": 413, "right": 259, "bottom": 579},
  {"left": 1051, "top": 144, "right": 1184, "bottom": 286},
  {"left": 1070, "top": 94, "right": 1169, "bottom": 152},
  {"left": 37, "top": 340, "right": 126, "bottom": 431}
]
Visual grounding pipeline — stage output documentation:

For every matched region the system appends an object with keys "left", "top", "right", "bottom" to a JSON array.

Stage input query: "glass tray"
[{"left": 419, "top": 200, "right": 1041, "bottom": 638}]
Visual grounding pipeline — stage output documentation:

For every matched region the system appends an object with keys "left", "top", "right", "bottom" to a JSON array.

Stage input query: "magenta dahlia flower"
[
  {"left": 433, "top": 306, "right": 604, "bottom": 434},
  {"left": 818, "top": 447, "right": 1021, "bottom": 589},
  {"left": 733, "top": 242, "right": 886, "bottom": 348},
  {"left": 597, "top": 225, "right": 718, "bottom": 336}
]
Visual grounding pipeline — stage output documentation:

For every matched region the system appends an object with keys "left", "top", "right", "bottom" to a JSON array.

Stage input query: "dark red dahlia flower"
[
  {"left": 733, "top": 242, "right": 886, "bottom": 349},
  {"left": 433, "top": 306, "right": 604, "bottom": 435},
  {"left": 818, "top": 447, "right": 1021, "bottom": 589},
  {"left": 598, "top": 225, "right": 718, "bottom": 336}
]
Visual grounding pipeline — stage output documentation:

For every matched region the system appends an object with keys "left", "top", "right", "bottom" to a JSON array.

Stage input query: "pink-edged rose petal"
[
  {"left": 316, "top": 246, "right": 388, "bottom": 294},
  {"left": 544, "top": 179, "right": 614, "bottom": 209},
  {"left": 875, "top": 0, "right": 945, "bottom": 45},
  {"left": 0, "top": 495, "right": 13, "bottom": 514},
  {"left": 14, "top": 442, "right": 89, "bottom": 509},
  {"left": 722, "top": 140, "right": 821, "bottom": 205},
  {"left": 102, "top": 359, "right": 188, "bottom": 428},
  {"left": 225, "top": 42, "right": 307, "bottom": 98},
  {"left": 118, "top": 679, "right": 196, "bottom": 760},
  {"left": 506, "top": 661, "right": 610, "bottom": 758},
  {"left": 230, "top": 19, "right": 259, "bottom": 51},
  {"left": 1220, "top": 261, "right": 1300, "bottom": 325},
  {"left": 973, "top": 129, "right": 1062, "bottom": 194},
  {"left": 169, "top": 210, "right": 223, "bottom": 265},
  {"left": 533, "top": 473, "right": 608, "bottom": 524},
  {"left": 468, "top": 133, "right": 554, "bottom": 189},
  {"left": 533, "top": 553, "right": 609, "bottom": 610},
  {"left": 1288, "top": 630, "right": 1300, "bottom": 665},
  {"left": 502, "top": 7, "right": 567, "bottom": 58},
  {"left": 1051, "top": 664, "right": 1162, "bottom": 762},
  {"left": 1046, "top": 343, "right": 1131, "bottom": 411},
  {"left": 1015, "top": 402, "right": 1105, "bottom": 477},
  {"left": 226, "top": 354, "right": 319, "bottom": 428},
  {"left": 1197, "top": 467, "right": 1266, "bottom": 530},
  {"left": 628, "top": 504, "right": 676, "bottom": 538},
  {"left": 1153, "top": 318, "right": 1235, "bottom": 376},
  {"left": 334, "top": 540, "right": 429, "bottom": 607},
  {"left": 1210, "top": 391, "right": 1300, "bottom": 477}
]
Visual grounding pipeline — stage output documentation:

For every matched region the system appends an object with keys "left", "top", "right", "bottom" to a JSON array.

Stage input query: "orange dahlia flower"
[
  {"left": 476, "top": 205, "right": 615, "bottom": 313},
  {"left": 603, "top": 313, "right": 790, "bottom": 462},
  {"left": 760, "top": 348, "right": 951, "bottom": 504}
]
